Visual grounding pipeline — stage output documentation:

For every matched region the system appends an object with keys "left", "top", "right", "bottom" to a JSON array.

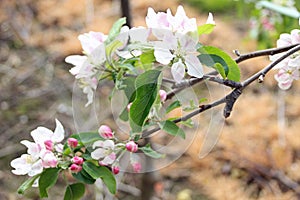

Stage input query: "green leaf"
[
  {"left": 72, "top": 169, "right": 96, "bottom": 185},
  {"left": 105, "top": 17, "right": 126, "bottom": 44},
  {"left": 17, "top": 174, "right": 40, "bottom": 194},
  {"left": 213, "top": 63, "right": 226, "bottom": 79},
  {"left": 198, "top": 46, "right": 240, "bottom": 82},
  {"left": 166, "top": 100, "right": 182, "bottom": 114},
  {"left": 79, "top": 132, "right": 102, "bottom": 146},
  {"left": 106, "top": 40, "right": 123, "bottom": 59},
  {"left": 139, "top": 50, "right": 155, "bottom": 70},
  {"left": 197, "top": 24, "right": 215, "bottom": 35},
  {"left": 119, "top": 77, "right": 136, "bottom": 121},
  {"left": 39, "top": 168, "right": 60, "bottom": 198},
  {"left": 83, "top": 162, "right": 116, "bottom": 194},
  {"left": 159, "top": 120, "right": 185, "bottom": 139},
  {"left": 97, "top": 166, "right": 117, "bottom": 194},
  {"left": 140, "top": 144, "right": 165, "bottom": 159},
  {"left": 64, "top": 183, "right": 85, "bottom": 200},
  {"left": 179, "top": 119, "right": 194, "bottom": 128},
  {"left": 130, "top": 70, "right": 162, "bottom": 133}
]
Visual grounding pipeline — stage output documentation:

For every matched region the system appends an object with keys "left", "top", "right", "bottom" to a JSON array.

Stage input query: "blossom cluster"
[
  {"left": 10, "top": 119, "right": 64, "bottom": 179},
  {"left": 270, "top": 29, "right": 300, "bottom": 89},
  {"left": 10, "top": 120, "right": 142, "bottom": 185},
  {"left": 65, "top": 6, "right": 214, "bottom": 106}
]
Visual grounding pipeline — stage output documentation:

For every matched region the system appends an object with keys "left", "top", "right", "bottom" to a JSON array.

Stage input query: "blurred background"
[{"left": 1, "top": 0, "right": 300, "bottom": 199}]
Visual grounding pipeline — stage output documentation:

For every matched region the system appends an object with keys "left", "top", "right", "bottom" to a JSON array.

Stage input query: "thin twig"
[{"left": 235, "top": 44, "right": 299, "bottom": 63}]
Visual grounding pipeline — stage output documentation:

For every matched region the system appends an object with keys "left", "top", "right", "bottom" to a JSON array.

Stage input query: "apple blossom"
[
  {"left": 69, "top": 164, "right": 82, "bottom": 173},
  {"left": 44, "top": 140, "right": 54, "bottom": 151},
  {"left": 131, "top": 162, "right": 142, "bottom": 173},
  {"left": 41, "top": 151, "right": 58, "bottom": 168},
  {"left": 11, "top": 154, "right": 43, "bottom": 176},
  {"left": 125, "top": 141, "right": 138, "bottom": 153},
  {"left": 112, "top": 165, "right": 120, "bottom": 175},
  {"left": 91, "top": 140, "right": 116, "bottom": 165},
  {"left": 274, "top": 66, "right": 299, "bottom": 90},
  {"left": 98, "top": 125, "right": 114, "bottom": 139},
  {"left": 146, "top": 5, "right": 197, "bottom": 37},
  {"left": 159, "top": 90, "right": 167, "bottom": 102},
  {"left": 154, "top": 32, "right": 203, "bottom": 82},
  {"left": 68, "top": 138, "right": 79, "bottom": 148},
  {"left": 71, "top": 156, "right": 84, "bottom": 165},
  {"left": 270, "top": 29, "right": 300, "bottom": 89}
]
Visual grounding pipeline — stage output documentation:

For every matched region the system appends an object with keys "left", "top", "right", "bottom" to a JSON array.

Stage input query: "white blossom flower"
[
  {"left": 154, "top": 32, "right": 203, "bottom": 82},
  {"left": 91, "top": 140, "right": 116, "bottom": 165}
]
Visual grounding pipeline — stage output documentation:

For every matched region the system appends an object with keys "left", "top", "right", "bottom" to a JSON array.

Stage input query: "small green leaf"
[
  {"left": 159, "top": 120, "right": 185, "bottom": 139},
  {"left": 82, "top": 162, "right": 116, "bottom": 194},
  {"left": 198, "top": 46, "right": 240, "bottom": 81},
  {"left": 79, "top": 132, "right": 102, "bottom": 146},
  {"left": 197, "top": 24, "right": 215, "bottom": 35},
  {"left": 72, "top": 169, "right": 96, "bottom": 185},
  {"left": 140, "top": 50, "right": 155, "bottom": 70},
  {"left": 64, "top": 183, "right": 85, "bottom": 200},
  {"left": 130, "top": 70, "right": 162, "bottom": 133},
  {"left": 105, "top": 18, "right": 126, "bottom": 44},
  {"left": 17, "top": 174, "right": 40, "bottom": 194},
  {"left": 97, "top": 166, "right": 117, "bottom": 194},
  {"left": 179, "top": 119, "right": 194, "bottom": 128},
  {"left": 140, "top": 144, "right": 165, "bottom": 159},
  {"left": 213, "top": 63, "right": 226, "bottom": 79},
  {"left": 39, "top": 168, "right": 60, "bottom": 198},
  {"left": 199, "top": 97, "right": 208, "bottom": 104},
  {"left": 166, "top": 100, "right": 182, "bottom": 114}
]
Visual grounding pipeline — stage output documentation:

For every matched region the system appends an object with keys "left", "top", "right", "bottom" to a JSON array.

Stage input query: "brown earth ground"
[{"left": 1, "top": 0, "right": 300, "bottom": 199}]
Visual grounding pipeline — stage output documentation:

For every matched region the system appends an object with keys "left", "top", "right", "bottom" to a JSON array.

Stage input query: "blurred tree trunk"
[{"left": 120, "top": 0, "right": 132, "bottom": 27}]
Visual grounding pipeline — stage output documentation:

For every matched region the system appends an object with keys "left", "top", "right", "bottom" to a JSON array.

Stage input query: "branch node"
[
  {"left": 258, "top": 74, "right": 265, "bottom": 83},
  {"left": 223, "top": 89, "right": 242, "bottom": 118},
  {"left": 233, "top": 49, "right": 241, "bottom": 57}
]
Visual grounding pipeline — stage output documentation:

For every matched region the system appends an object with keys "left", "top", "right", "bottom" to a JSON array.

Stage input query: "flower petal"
[
  {"left": 154, "top": 47, "right": 174, "bottom": 65},
  {"left": 185, "top": 54, "right": 204, "bottom": 78},
  {"left": 171, "top": 60, "right": 185, "bottom": 82},
  {"left": 52, "top": 119, "right": 65, "bottom": 143},
  {"left": 91, "top": 148, "right": 106, "bottom": 160}
]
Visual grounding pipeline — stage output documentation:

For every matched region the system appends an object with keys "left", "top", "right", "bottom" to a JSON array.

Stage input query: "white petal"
[
  {"left": 31, "top": 127, "right": 53, "bottom": 146},
  {"left": 102, "top": 140, "right": 115, "bottom": 149},
  {"left": 171, "top": 60, "right": 185, "bottom": 82},
  {"left": 288, "top": 55, "right": 300, "bottom": 67},
  {"left": 52, "top": 119, "right": 64, "bottom": 143},
  {"left": 185, "top": 55, "right": 204, "bottom": 78},
  {"left": 11, "top": 155, "right": 31, "bottom": 175},
  {"left": 101, "top": 153, "right": 116, "bottom": 165},
  {"left": 83, "top": 86, "right": 94, "bottom": 107},
  {"left": 28, "top": 159, "right": 43, "bottom": 176},
  {"left": 206, "top": 12, "right": 215, "bottom": 25},
  {"left": 91, "top": 148, "right": 106, "bottom": 160},
  {"left": 65, "top": 55, "right": 87, "bottom": 66},
  {"left": 92, "top": 141, "right": 104, "bottom": 149},
  {"left": 20, "top": 140, "right": 40, "bottom": 157},
  {"left": 154, "top": 47, "right": 174, "bottom": 65}
]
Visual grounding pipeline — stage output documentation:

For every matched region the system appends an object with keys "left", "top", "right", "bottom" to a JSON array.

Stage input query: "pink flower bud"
[
  {"left": 98, "top": 125, "right": 114, "bottom": 139},
  {"left": 159, "top": 90, "right": 167, "bottom": 102},
  {"left": 68, "top": 138, "right": 78, "bottom": 148},
  {"left": 71, "top": 156, "right": 84, "bottom": 165},
  {"left": 132, "top": 162, "right": 142, "bottom": 173},
  {"left": 125, "top": 141, "right": 138, "bottom": 153},
  {"left": 69, "top": 163, "right": 82, "bottom": 173},
  {"left": 42, "top": 151, "right": 58, "bottom": 168},
  {"left": 112, "top": 165, "right": 120, "bottom": 175},
  {"left": 44, "top": 140, "right": 54, "bottom": 151},
  {"left": 127, "top": 102, "right": 132, "bottom": 112}
]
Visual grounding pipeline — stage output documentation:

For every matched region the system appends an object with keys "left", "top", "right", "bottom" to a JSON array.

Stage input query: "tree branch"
[
  {"left": 142, "top": 44, "right": 300, "bottom": 138},
  {"left": 234, "top": 43, "right": 299, "bottom": 63}
]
